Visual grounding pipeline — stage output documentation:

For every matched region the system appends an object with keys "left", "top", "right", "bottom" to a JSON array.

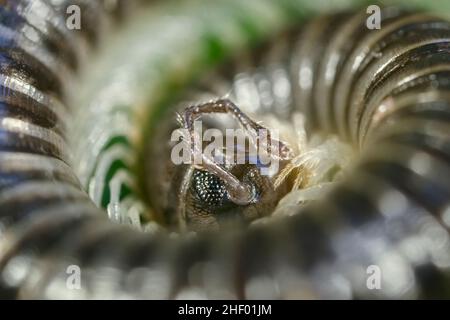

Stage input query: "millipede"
[{"left": 0, "top": 0, "right": 450, "bottom": 299}]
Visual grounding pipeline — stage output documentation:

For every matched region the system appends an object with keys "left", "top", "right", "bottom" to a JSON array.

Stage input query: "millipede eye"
[{"left": 191, "top": 169, "right": 230, "bottom": 209}]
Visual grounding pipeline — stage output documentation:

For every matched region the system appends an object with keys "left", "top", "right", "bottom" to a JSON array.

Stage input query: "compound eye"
[{"left": 191, "top": 169, "right": 230, "bottom": 209}]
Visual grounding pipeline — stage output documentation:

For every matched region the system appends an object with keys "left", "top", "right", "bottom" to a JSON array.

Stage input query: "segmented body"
[{"left": 0, "top": 0, "right": 450, "bottom": 299}]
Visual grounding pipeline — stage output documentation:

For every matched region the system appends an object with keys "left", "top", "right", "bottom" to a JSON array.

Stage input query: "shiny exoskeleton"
[{"left": 0, "top": 1, "right": 450, "bottom": 299}]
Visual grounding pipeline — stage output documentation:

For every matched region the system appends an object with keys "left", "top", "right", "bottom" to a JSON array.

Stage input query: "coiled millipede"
[{"left": 0, "top": 0, "right": 450, "bottom": 299}]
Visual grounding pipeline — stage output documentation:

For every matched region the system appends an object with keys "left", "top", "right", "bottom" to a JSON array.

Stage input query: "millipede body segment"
[{"left": 0, "top": 0, "right": 449, "bottom": 299}]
